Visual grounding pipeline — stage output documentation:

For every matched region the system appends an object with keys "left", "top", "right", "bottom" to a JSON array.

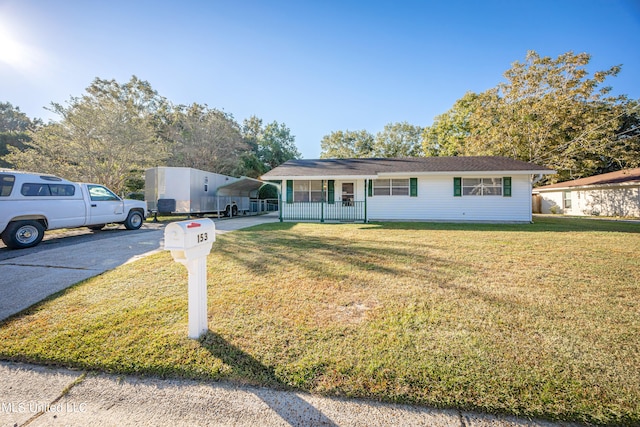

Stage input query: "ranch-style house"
[{"left": 261, "top": 156, "right": 555, "bottom": 223}]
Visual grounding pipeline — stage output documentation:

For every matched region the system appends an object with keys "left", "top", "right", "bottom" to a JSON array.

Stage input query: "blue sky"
[{"left": 1, "top": 0, "right": 639, "bottom": 159}]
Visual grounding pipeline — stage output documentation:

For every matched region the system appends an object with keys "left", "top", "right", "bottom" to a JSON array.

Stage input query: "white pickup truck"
[{"left": 0, "top": 170, "right": 147, "bottom": 249}]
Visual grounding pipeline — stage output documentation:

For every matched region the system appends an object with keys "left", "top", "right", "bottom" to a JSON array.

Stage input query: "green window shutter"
[
  {"left": 410, "top": 178, "right": 418, "bottom": 197},
  {"left": 453, "top": 177, "right": 462, "bottom": 197},
  {"left": 368, "top": 179, "right": 373, "bottom": 197},
  {"left": 327, "top": 180, "right": 335, "bottom": 204},
  {"left": 286, "top": 180, "right": 293, "bottom": 203},
  {"left": 503, "top": 177, "right": 512, "bottom": 197}
]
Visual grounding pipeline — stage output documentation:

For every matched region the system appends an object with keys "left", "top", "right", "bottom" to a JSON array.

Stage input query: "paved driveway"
[{"left": 0, "top": 214, "right": 279, "bottom": 321}]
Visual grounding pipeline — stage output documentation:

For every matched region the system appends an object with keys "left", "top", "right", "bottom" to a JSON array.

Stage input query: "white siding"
[
  {"left": 367, "top": 175, "right": 533, "bottom": 222},
  {"left": 280, "top": 176, "right": 535, "bottom": 222},
  {"left": 538, "top": 186, "right": 640, "bottom": 217},
  {"left": 538, "top": 191, "right": 564, "bottom": 214}
]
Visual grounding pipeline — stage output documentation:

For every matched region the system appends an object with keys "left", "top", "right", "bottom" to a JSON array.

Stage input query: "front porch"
[{"left": 280, "top": 201, "right": 366, "bottom": 222}]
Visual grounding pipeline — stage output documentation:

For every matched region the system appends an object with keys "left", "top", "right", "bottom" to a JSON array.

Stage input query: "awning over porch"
[{"left": 216, "top": 177, "right": 278, "bottom": 198}]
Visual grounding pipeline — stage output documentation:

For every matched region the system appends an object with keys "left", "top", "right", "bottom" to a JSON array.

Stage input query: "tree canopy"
[
  {"left": 4, "top": 77, "right": 167, "bottom": 193},
  {"left": 1, "top": 76, "right": 301, "bottom": 193},
  {"left": 3, "top": 51, "right": 638, "bottom": 189},
  {"left": 0, "top": 102, "right": 42, "bottom": 168},
  {"left": 421, "top": 92, "right": 478, "bottom": 157},
  {"left": 321, "top": 51, "right": 639, "bottom": 183},
  {"left": 320, "top": 123, "right": 424, "bottom": 159},
  {"left": 165, "top": 103, "right": 246, "bottom": 176},
  {"left": 240, "top": 116, "right": 300, "bottom": 176},
  {"left": 373, "top": 122, "right": 423, "bottom": 157},
  {"left": 422, "top": 51, "right": 640, "bottom": 182}
]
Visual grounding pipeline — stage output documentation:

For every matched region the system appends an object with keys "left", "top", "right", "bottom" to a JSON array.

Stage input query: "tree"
[
  {"left": 421, "top": 92, "right": 479, "bottom": 157},
  {"left": 166, "top": 103, "right": 246, "bottom": 176},
  {"left": 259, "top": 121, "right": 300, "bottom": 169},
  {"left": 0, "top": 102, "right": 42, "bottom": 168},
  {"left": 320, "top": 130, "right": 375, "bottom": 158},
  {"left": 373, "top": 122, "right": 423, "bottom": 157},
  {"left": 4, "top": 76, "right": 167, "bottom": 194},
  {"left": 424, "top": 51, "right": 639, "bottom": 182},
  {"left": 239, "top": 116, "right": 301, "bottom": 177},
  {"left": 238, "top": 116, "right": 266, "bottom": 177},
  {"left": 605, "top": 100, "right": 640, "bottom": 172}
]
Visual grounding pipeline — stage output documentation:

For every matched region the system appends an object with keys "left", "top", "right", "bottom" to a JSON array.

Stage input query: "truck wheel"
[
  {"left": 124, "top": 211, "right": 144, "bottom": 230},
  {"left": 1, "top": 220, "right": 45, "bottom": 249}
]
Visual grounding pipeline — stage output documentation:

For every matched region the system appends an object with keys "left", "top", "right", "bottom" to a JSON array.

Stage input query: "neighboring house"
[
  {"left": 261, "top": 156, "right": 554, "bottom": 223},
  {"left": 533, "top": 168, "right": 640, "bottom": 217}
]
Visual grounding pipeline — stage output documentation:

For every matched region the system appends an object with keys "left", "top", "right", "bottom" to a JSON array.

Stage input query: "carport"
[{"left": 216, "top": 177, "right": 280, "bottom": 215}]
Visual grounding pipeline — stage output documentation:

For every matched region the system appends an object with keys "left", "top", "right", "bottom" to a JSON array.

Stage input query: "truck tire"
[
  {"left": 124, "top": 210, "right": 144, "bottom": 230},
  {"left": 1, "top": 220, "right": 45, "bottom": 249}
]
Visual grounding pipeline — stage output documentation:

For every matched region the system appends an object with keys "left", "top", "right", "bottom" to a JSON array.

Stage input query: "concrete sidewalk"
[
  {"left": 0, "top": 362, "right": 579, "bottom": 427},
  {"left": 212, "top": 212, "right": 281, "bottom": 233}
]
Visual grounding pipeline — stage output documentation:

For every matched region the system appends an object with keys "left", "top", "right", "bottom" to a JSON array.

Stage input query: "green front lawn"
[{"left": 1, "top": 217, "right": 639, "bottom": 425}]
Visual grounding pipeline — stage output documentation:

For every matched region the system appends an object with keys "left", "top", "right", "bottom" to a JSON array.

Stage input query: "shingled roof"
[
  {"left": 535, "top": 168, "right": 640, "bottom": 191},
  {"left": 261, "top": 156, "right": 553, "bottom": 179}
]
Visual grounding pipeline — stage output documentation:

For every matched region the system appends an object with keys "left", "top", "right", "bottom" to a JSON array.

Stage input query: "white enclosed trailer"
[{"left": 145, "top": 167, "right": 250, "bottom": 216}]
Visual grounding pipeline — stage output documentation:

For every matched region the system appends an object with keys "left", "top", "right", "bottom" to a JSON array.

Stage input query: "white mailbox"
[
  {"left": 164, "top": 219, "right": 215, "bottom": 261},
  {"left": 164, "top": 219, "right": 215, "bottom": 339}
]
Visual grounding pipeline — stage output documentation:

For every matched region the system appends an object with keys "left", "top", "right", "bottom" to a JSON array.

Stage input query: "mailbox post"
[{"left": 164, "top": 218, "right": 215, "bottom": 339}]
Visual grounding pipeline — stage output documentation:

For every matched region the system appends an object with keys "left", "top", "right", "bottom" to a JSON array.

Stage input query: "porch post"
[
  {"left": 279, "top": 180, "right": 283, "bottom": 222},
  {"left": 321, "top": 180, "right": 325, "bottom": 223},
  {"left": 364, "top": 179, "right": 368, "bottom": 223}
]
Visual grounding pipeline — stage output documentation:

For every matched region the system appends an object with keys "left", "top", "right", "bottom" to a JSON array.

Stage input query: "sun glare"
[
  {"left": 0, "top": 27, "right": 24, "bottom": 66},
  {"left": 0, "top": 16, "right": 41, "bottom": 71}
]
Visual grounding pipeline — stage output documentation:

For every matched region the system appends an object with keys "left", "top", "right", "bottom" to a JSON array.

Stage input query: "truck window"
[
  {"left": 49, "top": 184, "right": 76, "bottom": 196},
  {"left": 20, "top": 183, "right": 76, "bottom": 197},
  {"left": 88, "top": 185, "right": 120, "bottom": 201},
  {"left": 22, "top": 183, "right": 51, "bottom": 196},
  {"left": 0, "top": 174, "right": 15, "bottom": 197}
]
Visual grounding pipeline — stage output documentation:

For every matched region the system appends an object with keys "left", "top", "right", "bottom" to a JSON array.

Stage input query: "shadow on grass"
[
  {"left": 200, "top": 331, "right": 338, "bottom": 427},
  {"left": 359, "top": 215, "right": 640, "bottom": 233},
  {"left": 219, "top": 215, "right": 640, "bottom": 234},
  {"left": 215, "top": 227, "right": 467, "bottom": 284},
  {"left": 231, "top": 221, "right": 299, "bottom": 232}
]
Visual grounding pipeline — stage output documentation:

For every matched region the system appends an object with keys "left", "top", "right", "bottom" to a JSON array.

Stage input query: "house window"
[
  {"left": 563, "top": 190, "right": 572, "bottom": 209},
  {"left": 373, "top": 179, "right": 410, "bottom": 196},
  {"left": 293, "top": 180, "right": 326, "bottom": 202},
  {"left": 462, "top": 178, "right": 503, "bottom": 196}
]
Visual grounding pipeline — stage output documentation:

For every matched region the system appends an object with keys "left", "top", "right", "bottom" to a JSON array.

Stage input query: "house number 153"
[{"left": 197, "top": 232, "right": 208, "bottom": 243}]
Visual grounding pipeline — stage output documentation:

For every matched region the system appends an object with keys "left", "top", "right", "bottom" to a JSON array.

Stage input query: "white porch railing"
[{"left": 280, "top": 201, "right": 365, "bottom": 222}]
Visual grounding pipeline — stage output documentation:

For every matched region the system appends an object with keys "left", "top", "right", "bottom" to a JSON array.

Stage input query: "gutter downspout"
[{"left": 532, "top": 173, "right": 544, "bottom": 186}]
